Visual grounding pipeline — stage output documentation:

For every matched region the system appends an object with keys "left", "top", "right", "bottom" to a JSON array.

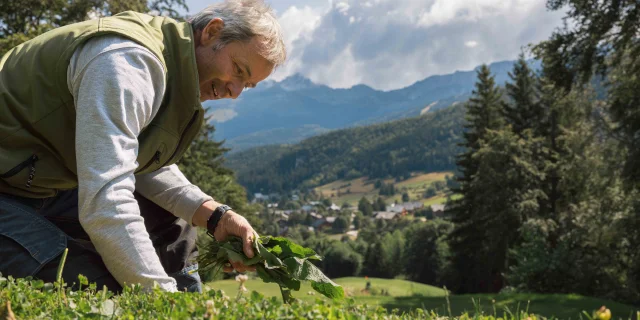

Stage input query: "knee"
[{"left": 169, "top": 264, "right": 202, "bottom": 293}]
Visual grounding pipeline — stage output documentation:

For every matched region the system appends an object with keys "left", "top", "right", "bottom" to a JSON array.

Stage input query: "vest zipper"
[
  {"left": 137, "top": 151, "right": 161, "bottom": 173},
  {"left": 160, "top": 110, "right": 199, "bottom": 168},
  {"left": 0, "top": 154, "right": 39, "bottom": 188}
]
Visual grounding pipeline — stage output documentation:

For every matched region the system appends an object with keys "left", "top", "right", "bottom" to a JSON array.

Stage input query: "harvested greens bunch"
[{"left": 198, "top": 235, "right": 344, "bottom": 303}]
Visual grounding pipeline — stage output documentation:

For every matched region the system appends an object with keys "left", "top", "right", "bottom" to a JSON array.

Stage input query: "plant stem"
[
  {"left": 56, "top": 248, "right": 69, "bottom": 305},
  {"left": 279, "top": 285, "right": 293, "bottom": 304},
  {"left": 444, "top": 286, "right": 452, "bottom": 318},
  {"left": 56, "top": 248, "right": 69, "bottom": 283}
]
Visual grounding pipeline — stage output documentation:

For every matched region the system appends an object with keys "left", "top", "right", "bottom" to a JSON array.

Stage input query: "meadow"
[
  {"left": 208, "top": 277, "right": 638, "bottom": 319},
  {"left": 314, "top": 171, "right": 454, "bottom": 206},
  {"left": 2, "top": 274, "right": 637, "bottom": 319}
]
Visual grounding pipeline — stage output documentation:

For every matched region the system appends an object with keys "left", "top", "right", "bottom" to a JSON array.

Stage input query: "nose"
[{"left": 226, "top": 81, "right": 244, "bottom": 99}]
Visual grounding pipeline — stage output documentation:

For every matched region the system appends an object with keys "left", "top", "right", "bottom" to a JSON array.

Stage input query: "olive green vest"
[{"left": 0, "top": 11, "right": 204, "bottom": 198}]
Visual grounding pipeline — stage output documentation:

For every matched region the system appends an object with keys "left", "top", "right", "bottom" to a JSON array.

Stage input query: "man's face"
[{"left": 194, "top": 18, "right": 274, "bottom": 102}]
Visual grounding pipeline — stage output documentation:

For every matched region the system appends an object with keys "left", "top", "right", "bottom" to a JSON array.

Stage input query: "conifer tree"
[
  {"left": 447, "top": 65, "right": 506, "bottom": 293},
  {"left": 503, "top": 55, "right": 543, "bottom": 136}
]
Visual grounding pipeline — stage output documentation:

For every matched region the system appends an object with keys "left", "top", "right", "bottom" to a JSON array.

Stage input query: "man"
[{"left": 0, "top": 0, "right": 285, "bottom": 293}]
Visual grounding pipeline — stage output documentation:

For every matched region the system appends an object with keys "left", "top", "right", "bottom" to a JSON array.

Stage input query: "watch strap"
[{"left": 206, "top": 204, "right": 232, "bottom": 238}]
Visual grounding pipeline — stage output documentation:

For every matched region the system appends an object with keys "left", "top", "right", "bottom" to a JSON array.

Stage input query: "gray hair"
[{"left": 189, "top": 0, "right": 286, "bottom": 68}]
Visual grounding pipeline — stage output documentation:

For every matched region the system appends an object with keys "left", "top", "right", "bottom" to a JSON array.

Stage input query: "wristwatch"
[{"left": 206, "top": 204, "right": 232, "bottom": 238}]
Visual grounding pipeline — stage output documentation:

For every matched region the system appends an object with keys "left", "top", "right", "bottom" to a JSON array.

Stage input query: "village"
[{"left": 251, "top": 192, "right": 447, "bottom": 238}]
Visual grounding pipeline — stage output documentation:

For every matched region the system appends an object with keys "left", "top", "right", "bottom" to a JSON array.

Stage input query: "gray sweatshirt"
[{"left": 67, "top": 35, "right": 213, "bottom": 292}]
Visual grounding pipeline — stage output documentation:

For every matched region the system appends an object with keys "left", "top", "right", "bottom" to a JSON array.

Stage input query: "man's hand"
[
  {"left": 213, "top": 211, "right": 258, "bottom": 273},
  {"left": 192, "top": 200, "right": 257, "bottom": 273}
]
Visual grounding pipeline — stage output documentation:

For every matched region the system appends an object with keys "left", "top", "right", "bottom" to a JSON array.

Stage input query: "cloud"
[
  {"left": 270, "top": 5, "right": 324, "bottom": 82},
  {"left": 335, "top": 2, "right": 350, "bottom": 15},
  {"left": 272, "top": 0, "right": 564, "bottom": 90},
  {"left": 465, "top": 41, "right": 478, "bottom": 48},
  {"left": 209, "top": 108, "right": 238, "bottom": 123}
]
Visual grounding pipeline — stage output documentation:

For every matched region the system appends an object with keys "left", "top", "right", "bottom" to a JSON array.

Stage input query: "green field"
[
  {"left": 206, "top": 277, "right": 446, "bottom": 301},
  {"left": 2, "top": 275, "right": 638, "bottom": 319},
  {"left": 207, "top": 277, "right": 639, "bottom": 318},
  {"left": 314, "top": 172, "right": 455, "bottom": 207}
]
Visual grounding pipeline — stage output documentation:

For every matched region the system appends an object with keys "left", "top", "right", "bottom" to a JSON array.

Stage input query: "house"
[
  {"left": 301, "top": 205, "right": 314, "bottom": 212},
  {"left": 273, "top": 211, "right": 290, "bottom": 220},
  {"left": 267, "top": 203, "right": 278, "bottom": 208},
  {"left": 374, "top": 211, "right": 399, "bottom": 220},
  {"left": 404, "top": 201, "right": 424, "bottom": 212},
  {"left": 386, "top": 204, "right": 406, "bottom": 214},
  {"left": 309, "top": 212, "right": 323, "bottom": 220},
  {"left": 291, "top": 194, "right": 300, "bottom": 201},
  {"left": 327, "top": 203, "right": 341, "bottom": 211},
  {"left": 430, "top": 204, "right": 446, "bottom": 218},
  {"left": 312, "top": 217, "right": 335, "bottom": 230},
  {"left": 253, "top": 193, "right": 269, "bottom": 202}
]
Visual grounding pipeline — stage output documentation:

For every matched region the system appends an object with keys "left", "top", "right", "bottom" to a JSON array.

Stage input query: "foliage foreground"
[
  {"left": 198, "top": 235, "right": 344, "bottom": 304},
  {"left": 1, "top": 275, "right": 639, "bottom": 320}
]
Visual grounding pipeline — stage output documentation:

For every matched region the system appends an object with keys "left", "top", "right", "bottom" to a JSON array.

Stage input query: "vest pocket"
[
  {"left": 137, "top": 150, "right": 161, "bottom": 173},
  {"left": 0, "top": 154, "right": 39, "bottom": 189}
]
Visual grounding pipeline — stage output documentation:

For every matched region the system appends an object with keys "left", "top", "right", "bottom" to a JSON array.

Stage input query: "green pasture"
[{"left": 207, "top": 277, "right": 638, "bottom": 318}]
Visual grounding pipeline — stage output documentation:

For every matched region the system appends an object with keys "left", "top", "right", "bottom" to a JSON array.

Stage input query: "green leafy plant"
[{"left": 198, "top": 235, "right": 344, "bottom": 303}]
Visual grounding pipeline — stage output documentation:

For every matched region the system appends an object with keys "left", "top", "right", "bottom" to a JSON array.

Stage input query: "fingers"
[
  {"left": 242, "top": 229, "right": 255, "bottom": 258},
  {"left": 229, "top": 260, "right": 256, "bottom": 273}
]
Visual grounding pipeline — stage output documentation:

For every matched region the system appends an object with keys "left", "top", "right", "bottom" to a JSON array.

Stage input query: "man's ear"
[{"left": 200, "top": 18, "right": 224, "bottom": 47}]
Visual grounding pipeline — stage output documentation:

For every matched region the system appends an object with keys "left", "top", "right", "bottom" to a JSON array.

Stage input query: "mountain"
[
  {"left": 208, "top": 59, "right": 537, "bottom": 152},
  {"left": 225, "top": 103, "right": 466, "bottom": 194}
]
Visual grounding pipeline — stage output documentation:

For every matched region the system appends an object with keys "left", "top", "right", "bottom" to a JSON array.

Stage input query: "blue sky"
[{"left": 183, "top": 0, "right": 564, "bottom": 91}]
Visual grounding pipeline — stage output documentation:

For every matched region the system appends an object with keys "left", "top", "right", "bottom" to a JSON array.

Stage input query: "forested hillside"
[
  {"left": 226, "top": 104, "right": 465, "bottom": 193},
  {"left": 209, "top": 61, "right": 526, "bottom": 151}
]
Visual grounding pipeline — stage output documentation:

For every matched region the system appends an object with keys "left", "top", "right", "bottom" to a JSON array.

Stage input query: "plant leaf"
[
  {"left": 283, "top": 257, "right": 344, "bottom": 300},
  {"left": 267, "top": 237, "right": 321, "bottom": 260},
  {"left": 255, "top": 241, "right": 283, "bottom": 269}
]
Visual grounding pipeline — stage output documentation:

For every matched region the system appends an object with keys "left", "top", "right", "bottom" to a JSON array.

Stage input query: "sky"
[{"left": 183, "top": 0, "right": 565, "bottom": 91}]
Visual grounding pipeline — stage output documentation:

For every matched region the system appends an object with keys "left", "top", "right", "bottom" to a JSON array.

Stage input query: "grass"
[
  {"left": 2, "top": 274, "right": 638, "bottom": 319},
  {"left": 382, "top": 293, "right": 638, "bottom": 319},
  {"left": 395, "top": 172, "right": 450, "bottom": 189},
  {"left": 207, "top": 277, "right": 639, "bottom": 319},
  {"left": 314, "top": 171, "right": 455, "bottom": 207},
  {"left": 206, "top": 277, "right": 445, "bottom": 302}
]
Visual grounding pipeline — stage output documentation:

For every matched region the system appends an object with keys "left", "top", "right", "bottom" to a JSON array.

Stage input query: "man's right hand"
[{"left": 212, "top": 211, "right": 258, "bottom": 273}]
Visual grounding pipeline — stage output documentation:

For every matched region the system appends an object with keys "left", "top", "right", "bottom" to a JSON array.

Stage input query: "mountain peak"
[{"left": 279, "top": 73, "right": 316, "bottom": 91}]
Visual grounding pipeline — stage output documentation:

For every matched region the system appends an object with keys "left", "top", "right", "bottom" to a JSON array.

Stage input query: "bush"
[
  {"left": 321, "top": 242, "right": 363, "bottom": 278},
  {"left": 423, "top": 187, "right": 437, "bottom": 198},
  {"left": 404, "top": 220, "right": 452, "bottom": 286},
  {"left": 332, "top": 216, "right": 350, "bottom": 233}
]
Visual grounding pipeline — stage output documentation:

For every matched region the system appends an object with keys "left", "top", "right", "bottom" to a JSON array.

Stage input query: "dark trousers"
[{"left": 0, "top": 189, "right": 201, "bottom": 293}]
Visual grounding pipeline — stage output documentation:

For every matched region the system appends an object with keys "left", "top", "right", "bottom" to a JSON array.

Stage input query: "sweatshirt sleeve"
[
  {"left": 135, "top": 164, "right": 213, "bottom": 225},
  {"left": 68, "top": 36, "right": 177, "bottom": 292}
]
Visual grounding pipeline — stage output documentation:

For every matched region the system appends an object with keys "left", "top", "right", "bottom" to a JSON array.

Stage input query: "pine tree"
[
  {"left": 503, "top": 55, "right": 543, "bottom": 136},
  {"left": 447, "top": 65, "right": 506, "bottom": 293}
]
